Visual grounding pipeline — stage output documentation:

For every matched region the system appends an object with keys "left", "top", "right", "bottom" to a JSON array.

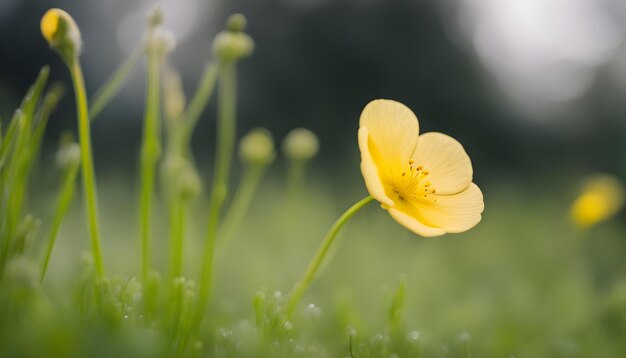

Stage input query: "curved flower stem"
[
  {"left": 89, "top": 47, "right": 142, "bottom": 121},
  {"left": 69, "top": 61, "right": 105, "bottom": 276},
  {"left": 139, "top": 44, "right": 162, "bottom": 283},
  {"left": 217, "top": 164, "right": 265, "bottom": 256},
  {"left": 286, "top": 196, "right": 374, "bottom": 317},
  {"left": 197, "top": 62, "right": 237, "bottom": 319},
  {"left": 40, "top": 161, "right": 79, "bottom": 284}
]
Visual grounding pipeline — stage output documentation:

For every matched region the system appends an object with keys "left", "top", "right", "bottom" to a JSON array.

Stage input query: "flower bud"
[
  {"left": 41, "top": 8, "right": 82, "bottom": 65},
  {"left": 147, "top": 7, "right": 164, "bottom": 28},
  {"left": 146, "top": 28, "right": 176, "bottom": 58},
  {"left": 282, "top": 128, "right": 319, "bottom": 161},
  {"left": 239, "top": 128, "right": 276, "bottom": 166},
  {"left": 213, "top": 14, "right": 254, "bottom": 63},
  {"left": 227, "top": 14, "right": 247, "bottom": 32}
]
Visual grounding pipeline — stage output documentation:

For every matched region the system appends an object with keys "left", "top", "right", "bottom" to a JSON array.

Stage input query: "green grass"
[{"left": 2, "top": 174, "right": 626, "bottom": 357}]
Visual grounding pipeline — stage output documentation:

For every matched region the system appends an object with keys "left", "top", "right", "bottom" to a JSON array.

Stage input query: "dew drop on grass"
[
  {"left": 305, "top": 303, "right": 321, "bottom": 318},
  {"left": 123, "top": 314, "right": 129, "bottom": 320},
  {"left": 406, "top": 330, "right": 420, "bottom": 342}
]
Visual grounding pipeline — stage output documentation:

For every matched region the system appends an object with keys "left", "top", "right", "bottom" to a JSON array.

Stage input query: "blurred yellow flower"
[
  {"left": 358, "top": 99, "right": 484, "bottom": 237},
  {"left": 570, "top": 174, "right": 624, "bottom": 228}
]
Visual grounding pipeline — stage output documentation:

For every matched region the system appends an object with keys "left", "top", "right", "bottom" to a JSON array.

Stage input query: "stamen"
[
  {"left": 416, "top": 165, "right": 423, "bottom": 171},
  {"left": 408, "top": 159, "right": 415, "bottom": 165},
  {"left": 424, "top": 182, "right": 431, "bottom": 187}
]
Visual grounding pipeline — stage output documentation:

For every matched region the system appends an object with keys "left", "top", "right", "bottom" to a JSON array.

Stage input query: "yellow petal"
[
  {"left": 388, "top": 206, "right": 446, "bottom": 237},
  {"left": 417, "top": 183, "right": 484, "bottom": 233},
  {"left": 413, "top": 132, "right": 473, "bottom": 195},
  {"left": 359, "top": 99, "right": 420, "bottom": 180},
  {"left": 358, "top": 127, "right": 394, "bottom": 207},
  {"left": 41, "top": 9, "right": 61, "bottom": 43}
]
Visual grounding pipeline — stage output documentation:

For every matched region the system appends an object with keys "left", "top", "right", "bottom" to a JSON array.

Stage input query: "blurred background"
[
  {"left": 3, "top": 1, "right": 626, "bottom": 355},
  {"left": 2, "top": 0, "right": 626, "bottom": 183}
]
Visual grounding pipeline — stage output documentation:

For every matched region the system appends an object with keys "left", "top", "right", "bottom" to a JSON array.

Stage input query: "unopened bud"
[
  {"left": 282, "top": 128, "right": 319, "bottom": 161},
  {"left": 213, "top": 14, "right": 254, "bottom": 63},
  {"left": 227, "top": 14, "right": 247, "bottom": 32},
  {"left": 147, "top": 7, "right": 165, "bottom": 28},
  {"left": 146, "top": 28, "right": 176, "bottom": 57},
  {"left": 239, "top": 128, "right": 276, "bottom": 166},
  {"left": 41, "top": 8, "right": 82, "bottom": 65}
]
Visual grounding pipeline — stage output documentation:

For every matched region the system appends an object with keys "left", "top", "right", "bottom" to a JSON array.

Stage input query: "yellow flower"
[
  {"left": 40, "top": 8, "right": 82, "bottom": 65},
  {"left": 358, "top": 99, "right": 484, "bottom": 237},
  {"left": 570, "top": 174, "right": 624, "bottom": 228}
]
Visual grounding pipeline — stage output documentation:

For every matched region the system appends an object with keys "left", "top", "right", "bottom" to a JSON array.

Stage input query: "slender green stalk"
[
  {"left": 139, "top": 44, "right": 163, "bottom": 283},
  {"left": 197, "top": 62, "right": 236, "bottom": 317},
  {"left": 168, "top": 198, "right": 186, "bottom": 279},
  {"left": 286, "top": 196, "right": 374, "bottom": 317},
  {"left": 69, "top": 61, "right": 105, "bottom": 276},
  {"left": 40, "top": 161, "right": 79, "bottom": 284},
  {"left": 89, "top": 47, "right": 142, "bottom": 121},
  {"left": 287, "top": 159, "right": 306, "bottom": 200},
  {"left": 180, "top": 63, "right": 218, "bottom": 146},
  {"left": 217, "top": 164, "right": 265, "bottom": 255}
]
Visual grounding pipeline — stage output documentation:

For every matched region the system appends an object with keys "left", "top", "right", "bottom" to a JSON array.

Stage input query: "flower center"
[{"left": 393, "top": 159, "right": 437, "bottom": 202}]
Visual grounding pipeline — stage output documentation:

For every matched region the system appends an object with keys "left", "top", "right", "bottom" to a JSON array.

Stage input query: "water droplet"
[
  {"left": 459, "top": 331, "right": 471, "bottom": 342},
  {"left": 305, "top": 303, "right": 321, "bottom": 318},
  {"left": 123, "top": 314, "right": 129, "bottom": 320},
  {"left": 406, "top": 330, "right": 421, "bottom": 341}
]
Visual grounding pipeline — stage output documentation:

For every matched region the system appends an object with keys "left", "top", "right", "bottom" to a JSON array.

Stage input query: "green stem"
[
  {"left": 89, "top": 47, "right": 142, "bottom": 121},
  {"left": 286, "top": 196, "right": 374, "bottom": 317},
  {"left": 40, "top": 162, "right": 79, "bottom": 284},
  {"left": 287, "top": 159, "right": 306, "bottom": 199},
  {"left": 180, "top": 63, "right": 219, "bottom": 146},
  {"left": 169, "top": 198, "right": 186, "bottom": 279},
  {"left": 139, "top": 46, "right": 162, "bottom": 283},
  {"left": 69, "top": 61, "right": 105, "bottom": 276},
  {"left": 197, "top": 62, "right": 236, "bottom": 319},
  {"left": 217, "top": 164, "right": 265, "bottom": 255}
]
